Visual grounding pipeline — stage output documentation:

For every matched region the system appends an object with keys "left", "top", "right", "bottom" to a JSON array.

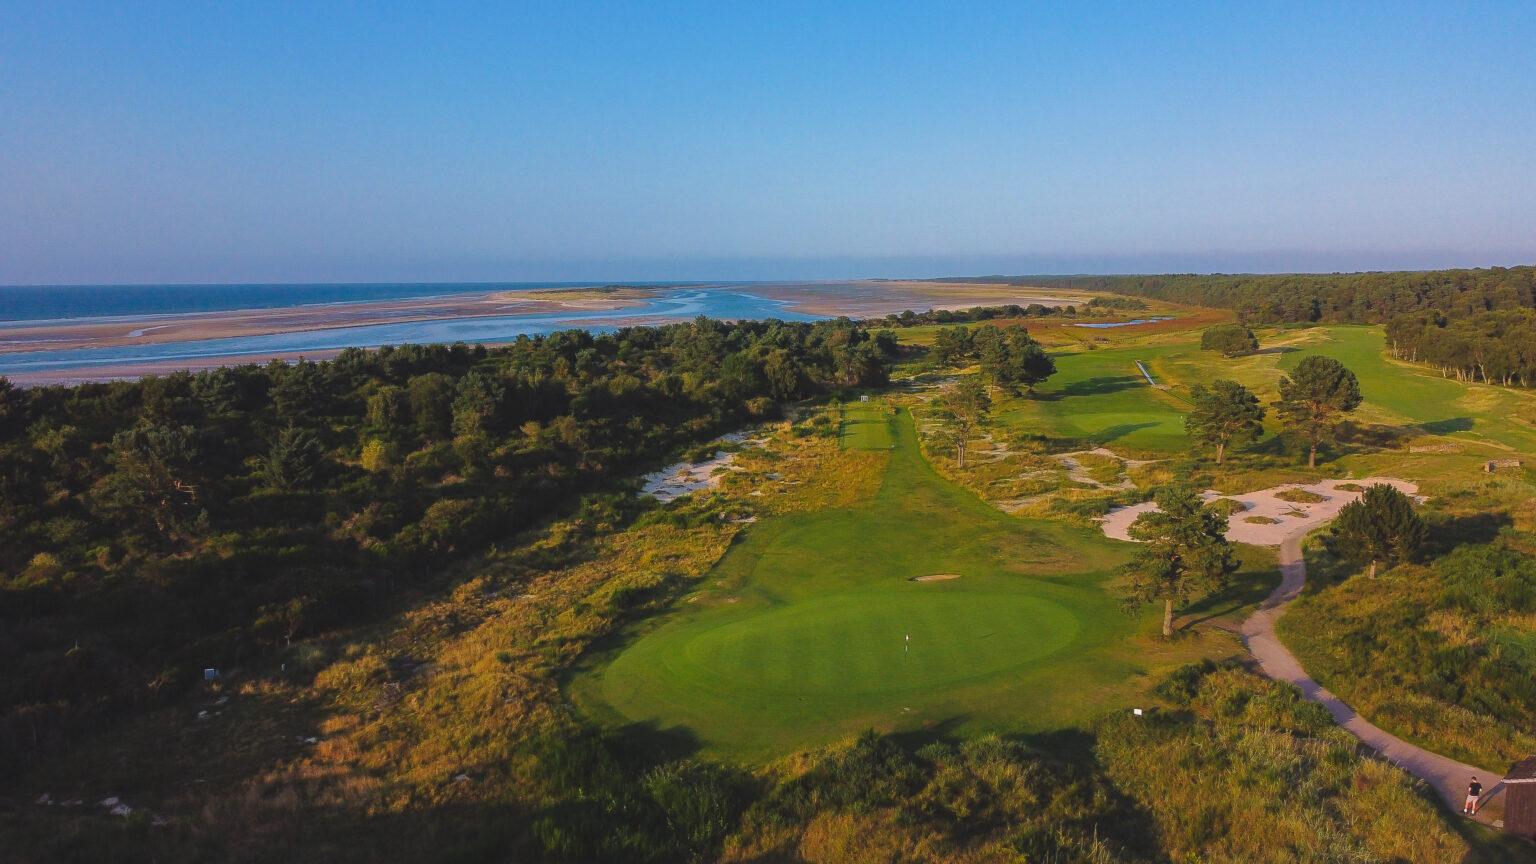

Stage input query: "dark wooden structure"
[{"left": 1507, "top": 756, "right": 1536, "bottom": 838}]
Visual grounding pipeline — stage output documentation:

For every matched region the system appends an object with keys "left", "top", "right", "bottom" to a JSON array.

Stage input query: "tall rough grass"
[{"left": 1097, "top": 663, "right": 1476, "bottom": 863}]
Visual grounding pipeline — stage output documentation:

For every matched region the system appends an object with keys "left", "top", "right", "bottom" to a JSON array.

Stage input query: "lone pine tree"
[
  {"left": 1329, "top": 483, "right": 1426, "bottom": 578},
  {"left": 1275, "top": 356, "right": 1362, "bottom": 468},
  {"left": 1185, "top": 379, "right": 1265, "bottom": 464}
]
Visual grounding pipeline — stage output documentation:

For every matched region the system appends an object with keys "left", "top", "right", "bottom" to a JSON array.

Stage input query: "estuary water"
[
  {"left": 0, "top": 282, "right": 661, "bottom": 322},
  {"left": 0, "top": 285, "right": 816, "bottom": 376}
]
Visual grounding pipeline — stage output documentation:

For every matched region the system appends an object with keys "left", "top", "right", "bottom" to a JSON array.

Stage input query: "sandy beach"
[
  {"left": 0, "top": 286, "right": 655, "bottom": 353},
  {"left": 0, "top": 281, "right": 1088, "bottom": 385}
]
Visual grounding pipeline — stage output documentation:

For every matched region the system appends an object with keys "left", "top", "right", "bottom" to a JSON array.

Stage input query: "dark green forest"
[
  {"left": 943, "top": 265, "right": 1536, "bottom": 324},
  {"left": 1385, "top": 308, "right": 1536, "bottom": 387},
  {"left": 0, "top": 317, "right": 890, "bottom": 774}
]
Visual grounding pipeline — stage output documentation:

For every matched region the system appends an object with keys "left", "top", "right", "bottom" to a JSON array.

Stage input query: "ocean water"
[
  {"left": 0, "top": 282, "right": 703, "bottom": 323},
  {"left": 0, "top": 286, "right": 818, "bottom": 375}
]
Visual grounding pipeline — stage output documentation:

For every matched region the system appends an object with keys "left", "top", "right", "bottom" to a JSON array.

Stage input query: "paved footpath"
[{"left": 1240, "top": 532, "right": 1507, "bottom": 827}]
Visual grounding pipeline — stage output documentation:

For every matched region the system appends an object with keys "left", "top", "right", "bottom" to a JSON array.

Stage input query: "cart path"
[{"left": 1240, "top": 532, "right": 1507, "bottom": 826}]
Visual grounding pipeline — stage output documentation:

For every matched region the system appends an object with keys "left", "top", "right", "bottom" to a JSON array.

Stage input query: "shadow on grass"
[
  {"left": 1425, "top": 511, "right": 1513, "bottom": 557},
  {"left": 1004, "top": 726, "right": 1102, "bottom": 762},
  {"left": 605, "top": 720, "right": 707, "bottom": 767},
  {"left": 880, "top": 722, "right": 1168, "bottom": 861},
  {"left": 1418, "top": 416, "right": 1475, "bottom": 436},
  {"left": 1033, "top": 375, "right": 1145, "bottom": 401},
  {"left": 885, "top": 714, "right": 974, "bottom": 753},
  {"left": 1335, "top": 420, "right": 1412, "bottom": 450},
  {"left": 1093, "top": 422, "right": 1160, "bottom": 444},
  {"left": 1180, "top": 563, "right": 1279, "bottom": 629},
  {"left": 6, "top": 796, "right": 539, "bottom": 864},
  {"left": 1005, "top": 727, "right": 1168, "bottom": 861}
]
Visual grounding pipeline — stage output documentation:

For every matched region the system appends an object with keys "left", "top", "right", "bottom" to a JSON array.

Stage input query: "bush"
[
  {"left": 1274, "top": 487, "right": 1325, "bottom": 503},
  {"left": 1207, "top": 498, "right": 1246, "bottom": 517},
  {"left": 1200, "top": 323, "right": 1259, "bottom": 357}
]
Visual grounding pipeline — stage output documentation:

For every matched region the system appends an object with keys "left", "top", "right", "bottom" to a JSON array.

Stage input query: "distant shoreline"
[{"left": 0, "top": 280, "right": 1086, "bottom": 385}]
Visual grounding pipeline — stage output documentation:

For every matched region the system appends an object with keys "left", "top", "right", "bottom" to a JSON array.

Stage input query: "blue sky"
[{"left": 3, "top": 1, "right": 1534, "bottom": 284}]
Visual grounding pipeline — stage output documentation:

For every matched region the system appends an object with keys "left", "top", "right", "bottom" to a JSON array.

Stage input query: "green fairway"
[
  {"left": 839, "top": 399, "right": 895, "bottom": 450},
  {"left": 571, "top": 410, "right": 1165, "bottom": 759},
  {"left": 1152, "top": 325, "right": 1536, "bottom": 455},
  {"left": 994, "top": 344, "right": 1192, "bottom": 455},
  {"left": 989, "top": 324, "right": 1536, "bottom": 459},
  {"left": 1272, "top": 326, "right": 1536, "bottom": 453}
]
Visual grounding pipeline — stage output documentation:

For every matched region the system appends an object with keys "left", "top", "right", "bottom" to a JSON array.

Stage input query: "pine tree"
[
  {"left": 1274, "top": 356, "right": 1363, "bottom": 468},
  {"left": 936, "top": 377, "right": 990, "bottom": 467},
  {"left": 978, "top": 327, "right": 1057, "bottom": 395},
  {"left": 1119, "top": 487, "right": 1237, "bottom": 637},
  {"left": 1329, "top": 484, "right": 1425, "bottom": 578},
  {"left": 1185, "top": 380, "right": 1266, "bottom": 464},
  {"left": 264, "top": 426, "right": 326, "bottom": 492},
  {"left": 930, "top": 326, "right": 975, "bottom": 366}
]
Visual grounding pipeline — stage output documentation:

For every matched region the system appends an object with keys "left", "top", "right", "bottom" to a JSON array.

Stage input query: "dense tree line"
[
  {"left": 0, "top": 317, "right": 890, "bottom": 769},
  {"left": 928, "top": 324, "right": 1056, "bottom": 393},
  {"left": 873, "top": 295, "right": 1150, "bottom": 329},
  {"left": 873, "top": 302, "right": 1079, "bottom": 327},
  {"left": 1386, "top": 308, "right": 1536, "bottom": 387},
  {"left": 942, "top": 266, "right": 1536, "bottom": 324}
]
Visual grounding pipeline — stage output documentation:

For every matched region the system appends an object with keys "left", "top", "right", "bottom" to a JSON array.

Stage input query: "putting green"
[
  {"left": 656, "top": 591, "right": 1078, "bottom": 696},
  {"left": 571, "top": 409, "right": 1145, "bottom": 759}
]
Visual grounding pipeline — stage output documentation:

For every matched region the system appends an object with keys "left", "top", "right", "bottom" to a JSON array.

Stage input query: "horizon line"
[{"left": 4, "top": 261, "right": 1536, "bottom": 290}]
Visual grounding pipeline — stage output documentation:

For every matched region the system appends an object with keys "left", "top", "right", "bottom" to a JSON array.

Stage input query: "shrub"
[
  {"left": 359, "top": 438, "right": 394, "bottom": 472},
  {"left": 1200, "top": 324, "right": 1259, "bottom": 357},
  {"left": 1207, "top": 498, "right": 1246, "bottom": 517}
]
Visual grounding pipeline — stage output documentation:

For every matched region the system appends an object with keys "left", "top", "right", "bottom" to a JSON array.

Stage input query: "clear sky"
[{"left": 3, "top": 1, "right": 1534, "bottom": 284}]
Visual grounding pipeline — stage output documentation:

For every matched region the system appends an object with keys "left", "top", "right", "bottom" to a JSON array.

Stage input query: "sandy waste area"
[{"left": 1100, "top": 477, "right": 1421, "bottom": 545}]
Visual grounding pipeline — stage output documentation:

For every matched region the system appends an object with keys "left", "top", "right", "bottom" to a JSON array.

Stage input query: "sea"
[
  {"left": 0, "top": 282, "right": 819, "bottom": 378},
  {"left": 0, "top": 282, "right": 699, "bottom": 322}
]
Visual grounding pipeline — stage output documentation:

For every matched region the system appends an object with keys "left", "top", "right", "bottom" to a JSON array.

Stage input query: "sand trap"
[
  {"left": 911, "top": 573, "right": 962, "bottom": 582},
  {"left": 1051, "top": 447, "right": 1160, "bottom": 491},
  {"left": 1099, "top": 477, "right": 1421, "bottom": 546},
  {"left": 639, "top": 432, "right": 756, "bottom": 503}
]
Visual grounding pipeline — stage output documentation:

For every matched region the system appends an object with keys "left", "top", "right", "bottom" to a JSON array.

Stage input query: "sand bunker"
[
  {"left": 1099, "top": 478, "right": 1421, "bottom": 546},
  {"left": 1052, "top": 447, "right": 1161, "bottom": 491},
  {"left": 639, "top": 432, "right": 758, "bottom": 503},
  {"left": 911, "top": 573, "right": 962, "bottom": 582}
]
